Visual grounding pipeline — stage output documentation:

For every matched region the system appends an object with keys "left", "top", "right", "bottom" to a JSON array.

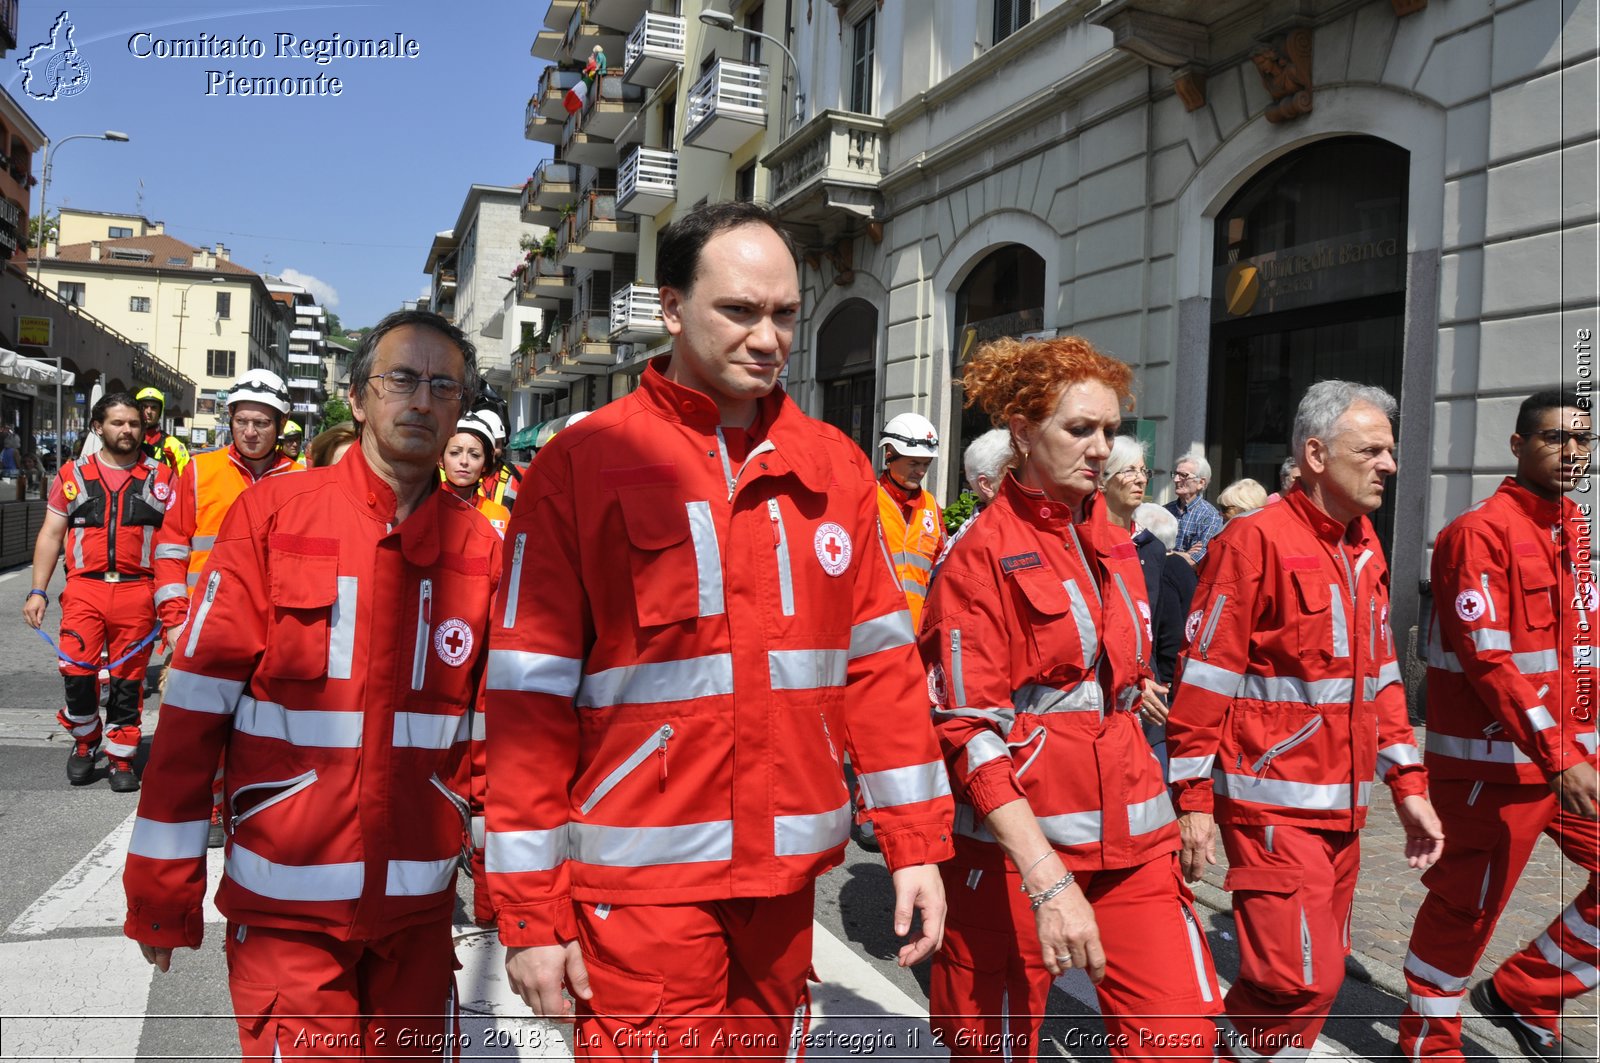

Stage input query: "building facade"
[{"left": 266, "top": 276, "right": 329, "bottom": 429}]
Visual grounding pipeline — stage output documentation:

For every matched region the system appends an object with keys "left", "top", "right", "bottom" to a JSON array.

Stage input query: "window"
[
  {"left": 993, "top": 0, "right": 1032, "bottom": 44},
  {"left": 129, "top": 296, "right": 151, "bottom": 313},
  {"left": 57, "top": 281, "right": 84, "bottom": 307},
  {"left": 661, "top": 96, "right": 676, "bottom": 147},
  {"left": 742, "top": 4, "right": 764, "bottom": 64},
  {"left": 216, "top": 291, "right": 231, "bottom": 319},
  {"left": 206, "top": 349, "right": 236, "bottom": 377},
  {"left": 108, "top": 226, "right": 132, "bottom": 238},
  {"left": 735, "top": 163, "right": 756, "bottom": 203},
  {"left": 850, "top": 13, "right": 876, "bottom": 114}
]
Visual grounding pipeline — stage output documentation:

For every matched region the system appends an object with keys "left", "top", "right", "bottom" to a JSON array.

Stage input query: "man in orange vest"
[
  {"left": 876, "top": 412, "right": 946, "bottom": 631},
  {"left": 22, "top": 392, "right": 179, "bottom": 792}
]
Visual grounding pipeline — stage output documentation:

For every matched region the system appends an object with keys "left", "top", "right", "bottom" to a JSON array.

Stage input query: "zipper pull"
[
  {"left": 767, "top": 498, "right": 781, "bottom": 545},
  {"left": 657, "top": 724, "right": 673, "bottom": 787}
]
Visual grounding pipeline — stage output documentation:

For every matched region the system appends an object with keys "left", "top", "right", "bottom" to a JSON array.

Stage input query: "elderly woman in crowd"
[
  {"left": 1099, "top": 435, "right": 1163, "bottom": 610},
  {"left": 922, "top": 335, "right": 1221, "bottom": 1061},
  {"left": 963, "top": 426, "right": 1015, "bottom": 506},
  {"left": 1217, "top": 477, "right": 1269, "bottom": 521}
]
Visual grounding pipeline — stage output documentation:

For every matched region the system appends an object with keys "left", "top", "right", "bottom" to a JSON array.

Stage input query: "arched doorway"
[
  {"left": 1207, "top": 135, "right": 1407, "bottom": 545},
  {"left": 950, "top": 244, "right": 1045, "bottom": 496},
  {"left": 816, "top": 298, "right": 877, "bottom": 455}
]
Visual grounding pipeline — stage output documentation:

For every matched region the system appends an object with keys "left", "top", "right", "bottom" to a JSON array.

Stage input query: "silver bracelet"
[
  {"left": 1028, "top": 871, "right": 1076, "bottom": 911},
  {"left": 1017, "top": 851, "right": 1054, "bottom": 884}
]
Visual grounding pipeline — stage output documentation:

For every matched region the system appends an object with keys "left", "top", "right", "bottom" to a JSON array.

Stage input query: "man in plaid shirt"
[{"left": 1165, "top": 454, "right": 1224, "bottom": 564}]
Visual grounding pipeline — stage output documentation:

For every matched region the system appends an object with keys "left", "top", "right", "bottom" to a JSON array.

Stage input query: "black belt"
[{"left": 72, "top": 571, "right": 152, "bottom": 582}]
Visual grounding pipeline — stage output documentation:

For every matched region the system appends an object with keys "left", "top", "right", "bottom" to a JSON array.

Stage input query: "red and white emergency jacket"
[
  {"left": 485, "top": 360, "right": 954, "bottom": 948},
  {"left": 152, "top": 446, "right": 302, "bottom": 628},
  {"left": 123, "top": 443, "right": 502, "bottom": 948},
  {"left": 1424, "top": 477, "right": 1598, "bottom": 783},
  {"left": 1166, "top": 487, "right": 1427, "bottom": 828},
  {"left": 56, "top": 454, "right": 178, "bottom": 578},
  {"left": 922, "top": 475, "right": 1175, "bottom": 868}
]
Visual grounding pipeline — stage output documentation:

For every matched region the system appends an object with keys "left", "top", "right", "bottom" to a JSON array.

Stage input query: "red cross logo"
[
  {"left": 814, "top": 522, "right": 852, "bottom": 576},
  {"left": 444, "top": 628, "right": 466, "bottom": 656},
  {"left": 433, "top": 618, "right": 474, "bottom": 666},
  {"left": 824, "top": 536, "right": 843, "bottom": 562}
]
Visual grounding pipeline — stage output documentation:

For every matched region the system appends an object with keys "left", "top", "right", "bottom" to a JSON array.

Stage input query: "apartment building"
[{"left": 265, "top": 275, "right": 330, "bottom": 428}]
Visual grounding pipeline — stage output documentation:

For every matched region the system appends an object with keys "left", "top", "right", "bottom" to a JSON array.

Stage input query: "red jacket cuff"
[
  {"left": 876, "top": 817, "right": 955, "bottom": 872},
  {"left": 1387, "top": 764, "right": 1429, "bottom": 803},
  {"left": 496, "top": 899, "right": 577, "bottom": 948},
  {"left": 965, "top": 763, "right": 1027, "bottom": 822},
  {"left": 124, "top": 904, "right": 203, "bottom": 950},
  {"left": 1174, "top": 780, "right": 1215, "bottom": 815}
]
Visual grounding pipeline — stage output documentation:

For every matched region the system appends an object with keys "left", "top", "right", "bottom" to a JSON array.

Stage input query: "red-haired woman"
[{"left": 923, "top": 336, "right": 1221, "bottom": 1060}]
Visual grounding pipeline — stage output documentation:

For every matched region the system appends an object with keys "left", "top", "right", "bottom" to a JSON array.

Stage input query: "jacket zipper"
[
  {"left": 1369, "top": 598, "right": 1376, "bottom": 651},
  {"left": 767, "top": 498, "right": 795, "bottom": 617},
  {"left": 579, "top": 724, "right": 674, "bottom": 814},
  {"left": 503, "top": 533, "right": 526, "bottom": 629},
  {"left": 1064, "top": 525, "right": 1103, "bottom": 607},
  {"left": 184, "top": 571, "right": 222, "bottom": 658},
  {"left": 412, "top": 579, "right": 432, "bottom": 691},
  {"left": 1300, "top": 906, "right": 1315, "bottom": 985},
  {"left": 430, "top": 773, "right": 472, "bottom": 835},
  {"left": 819, "top": 712, "right": 840, "bottom": 766},
  {"left": 1481, "top": 573, "right": 1497, "bottom": 623},
  {"left": 1251, "top": 715, "right": 1325, "bottom": 774},
  {"left": 1180, "top": 903, "right": 1214, "bottom": 1003},
  {"left": 1198, "top": 595, "right": 1228, "bottom": 659},
  {"left": 949, "top": 629, "right": 966, "bottom": 707},
  {"left": 105, "top": 480, "right": 119, "bottom": 572},
  {"left": 1112, "top": 572, "right": 1144, "bottom": 666},
  {"left": 230, "top": 768, "right": 318, "bottom": 832}
]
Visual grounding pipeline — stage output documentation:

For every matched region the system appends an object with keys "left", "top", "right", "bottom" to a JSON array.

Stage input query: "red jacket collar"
[
  {"left": 998, "top": 472, "right": 1102, "bottom": 532},
  {"left": 336, "top": 441, "right": 442, "bottom": 565},
  {"left": 1282, "top": 483, "right": 1374, "bottom": 548},
  {"left": 1495, "top": 475, "right": 1573, "bottom": 526},
  {"left": 879, "top": 471, "right": 919, "bottom": 507},
  {"left": 227, "top": 446, "right": 296, "bottom": 482}
]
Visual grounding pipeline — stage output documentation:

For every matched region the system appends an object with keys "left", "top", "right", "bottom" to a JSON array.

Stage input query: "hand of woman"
[
  {"left": 1034, "top": 881, "right": 1105, "bottom": 983},
  {"left": 1138, "top": 677, "right": 1169, "bottom": 725}
]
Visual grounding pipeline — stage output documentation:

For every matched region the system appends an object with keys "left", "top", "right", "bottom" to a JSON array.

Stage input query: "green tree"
[
  {"left": 322, "top": 395, "right": 352, "bottom": 427},
  {"left": 943, "top": 491, "right": 980, "bottom": 533},
  {"left": 325, "top": 311, "right": 343, "bottom": 336},
  {"left": 26, "top": 211, "right": 57, "bottom": 250}
]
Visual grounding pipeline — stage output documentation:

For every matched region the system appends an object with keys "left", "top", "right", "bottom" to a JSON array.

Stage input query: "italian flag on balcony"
[{"left": 563, "top": 46, "right": 608, "bottom": 114}]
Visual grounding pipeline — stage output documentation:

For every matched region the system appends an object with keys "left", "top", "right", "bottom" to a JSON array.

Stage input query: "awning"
[
  {"left": 0, "top": 348, "right": 74, "bottom": 389},
  {"left": 509, "top": 425, "right": 539, "bottom": 450}
]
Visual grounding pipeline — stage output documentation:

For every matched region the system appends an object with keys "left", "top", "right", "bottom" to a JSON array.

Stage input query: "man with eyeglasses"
[
  {"left": 1165, "top": 455, "right": 1224, "bottom": 565},
  {"left": 1399, "top": 389, "right": 1599, "bottom": 1061},
  {"left": 125, "top": 310, "right": 501, "bottom": 1059}
]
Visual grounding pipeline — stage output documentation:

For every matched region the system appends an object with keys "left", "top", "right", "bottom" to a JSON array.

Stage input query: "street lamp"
[
  {"left": 699, "top": 8, "right": 805, "bottom": 128},
  {"left": 174, "top": 277, "right": 225, "bottom": 431}
]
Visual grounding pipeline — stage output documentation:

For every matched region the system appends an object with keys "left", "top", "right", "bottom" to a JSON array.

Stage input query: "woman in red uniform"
[
  {"left": 441, "top": 414, "right": 510, "bottom": 535},
  {"left": 923, "top": 336, "right": 1221, "bottom": 1061}
]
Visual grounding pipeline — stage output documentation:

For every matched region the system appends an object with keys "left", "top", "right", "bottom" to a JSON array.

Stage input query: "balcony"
[
  {"left": 555, "top": 189, "right": 636, "bottom": 270},
  {"left": 561, "top": 110, "right": 618, "bottom": 167},
  {"left": 624, "top": 12, "right": 685, "bottom": 87},
  {"left": 563, "top": 313, "right": 617, "bottom": 371},
  {"left": 610, "top": 284, "right": 666, "bottom": 342},
  {"left": 532, "top": 350, "right": 579, "bottom": 388},
  {"left": 531, "top": 29, "right": 563, "bottom": 62},
  {"left": 582, "top": 76, "right": 646, "bottom": 141},
  {"left": 558, "top": 5, "right": 625, "bottom": 67},
  {"left": 521, "top": 159, "right": 579, "bottom": 225},
  {"left": 525, "top": 95, "right": 566, "bottom": 144},
  {"left": 290, "top": 328, "right": 326, "bottom": 345},
  {"left": 588, "top": 0, "right": 651, "bottom": 32},
  {"left": 684, "top": 60, "right": 767, "bottom": 155},
  {"left": 618, "top": 146, "right": 677, "bottom": 216},
  {"left": 516, "top": 256, "right": 577, "bottom": 310},
  {"left": 294, "top": 303, "right": 325, "bottom": 319},
  {"left": 288, "top": 352, "right": 322, "bottom": 366},
  {"left": 536, "top": 66, "right": 582, "bottom": 120},
  {"left": 288, "top": 377, "right": 322, "bottom": 391},
  {"left": 764, "top": 110, "right": 887, "bottom": 226},
  {"left": 542, "top": 0, "right": 579, "bottom": 31}
]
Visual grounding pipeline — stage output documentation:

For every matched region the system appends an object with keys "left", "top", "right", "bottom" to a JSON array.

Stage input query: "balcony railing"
[
  {"left": 610, "top": 283, "right": 665, "bottom": 342},
  {"left": 561, "top": 108, "right": 618, "bottom": 166},
  {"left": 623, "top": 12, "right": 685, "bottom": 87},
  {"left": 582, "top": 76, "right": 646, "bottom": 140},
  {"left": 516, "top": 255, "right": 577, "bottom": 308},
  {"left": 536, "top": 66, "right": 582, "bottom": 120},
  {"left": 525, "top": 94, "right": 566, "bottom": 143},
  {"left": 685, "top": 60, "right": 767, "bottom": 154},
  {"left": 764, "top": 110, "right": 888, "bottom": 223},
  {"left": 617, "top": 146, "right": 678, "bottom": 216},
  {"left": 564, "top": 313, "right": 616, "bottom": 368}
]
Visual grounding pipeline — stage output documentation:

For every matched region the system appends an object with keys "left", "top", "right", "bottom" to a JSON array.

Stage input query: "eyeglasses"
[
  {"left": 1114, "top": 467, "right": 1150, "bottom": 481},
  {"left": 231, "top": 417, "right": 275, "bottom": 432},
  {"left": 1532, "top": 429, "right": 1596, "bottom": 450},
  {"left": 1172, "top": 472, "right": 1202, "bottom": 483},
  {"left": 368, "top": 370, "right": 465, "bottom": 401}
]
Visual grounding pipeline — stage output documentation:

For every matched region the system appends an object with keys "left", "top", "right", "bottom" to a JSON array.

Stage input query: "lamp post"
[
  {"left": 174, "top": 277, "right": 225, "bottom": 434},
  {"left": 698, "top": 9, "right": 805, "bottom": 129}
]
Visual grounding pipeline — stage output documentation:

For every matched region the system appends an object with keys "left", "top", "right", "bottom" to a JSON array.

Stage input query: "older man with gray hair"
[
  {"left": 1165, "top": 453, "right": 1224, "bottom": 564},
  {"left": 1165, "top": 379, "right": 1443, "bottom": 1061}
]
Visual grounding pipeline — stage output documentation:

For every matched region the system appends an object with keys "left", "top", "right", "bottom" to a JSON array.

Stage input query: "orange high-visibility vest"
[{"left": 877, "top": 483, "right": 946, "bottom": 630}]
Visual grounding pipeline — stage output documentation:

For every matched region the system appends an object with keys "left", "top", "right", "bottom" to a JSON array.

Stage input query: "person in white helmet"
[
  {"left": 472, "top": 408, "right": 523, "bottom": 509},
  {"left": 877, "top": 411, "right": 946, "bottom": 631}
]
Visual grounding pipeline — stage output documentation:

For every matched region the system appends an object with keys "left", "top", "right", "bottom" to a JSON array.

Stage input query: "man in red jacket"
[
  {"left": 1398, "top": 389, "right": 1598, "bottom": 1061},
  {"left": 1165, "top": 380, "right": 1444, "bottom": 1061},
  {"left": 124, "top": 310, "right": 501, "bottom": 1060},
  {"left": 486, "top": 201, "right": 952, "bottom": 1059}
]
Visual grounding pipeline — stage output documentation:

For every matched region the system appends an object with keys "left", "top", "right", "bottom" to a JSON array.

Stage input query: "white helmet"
[
  {"left": 455, "top": 414, "right": 497, "bottom": 449},
  {"left": 466, "top": 408, "right": 507, "bottom": 444},
  {"left": 228, "top": 369, "right": 291, "bottom": 415},
  {"left": 879, "top": 412, "right": 940, "bottom": 459}
]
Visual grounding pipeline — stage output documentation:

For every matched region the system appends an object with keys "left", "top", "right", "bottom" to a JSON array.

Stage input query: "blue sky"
[{"left": 10, "top": 1, "right": 550, "bottom": 328}]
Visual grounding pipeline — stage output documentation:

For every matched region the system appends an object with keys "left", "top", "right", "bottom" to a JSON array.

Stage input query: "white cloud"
[{"left": 279, "top": 268, "right": 340, "bottom": 310}]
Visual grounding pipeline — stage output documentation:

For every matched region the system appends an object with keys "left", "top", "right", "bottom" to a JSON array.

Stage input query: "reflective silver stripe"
[
  {"left": 1429, "top": 639, "right": 1562, "bottom": 675},
  {"left": 952, "top": 802, "right": 996, "bottom": 842},
  {"left": 1526, "top": 705, "right": 1557, "bottom": 731},
  {"left": 1535, "top": 929, "right": 1599, "bottom": 988},
  {"left": 502, "top": 533, "right": 526, "bottom": 628},
  {"left": 965, "top": 730, "right": 1010, "bottom": 771},
  {"left": 1425, "top": 731, "right": 1533, "bottom": 765},
  {"left": 897, "top": 551, "right": 934, "bottom": 573},
  {"left": 471, "top": 711, "right": 486, "bottom": 742},
  {"left": 103, "top": 734, "right": 139, "bottom": 758},
  {"left": 1180, "top": 903, "right": 1214, "bottom": 1003},
  {"left": 128, "top": 817, "right": 211, "bottom": 860},
  {"left": 1376, "top": 661, "right": 1402, "bottom": 690},
  {"left": 184, "top": 570, "right": 221, "bottom": 658},
  {"left": 154, "top": 543, "right": 189, "bottom": 561},
  {"left": 236, "top": 698, "right": 364, "bottom": 748},
  {"left": 901, "top": 577, "right": 925, "bottom": 595},
  {"left": 191, "top": 535, "right": 217, "bottom": 551},
  {"left": 1404, "top": 951, "right": 1470, "bottom": 992},
  {"left": 767, "top": 498, "right": 794, "bottom": 617},
  {"left": 386, "top": 857, "right": 456, "bottom": 897},
  {"left": 1036, "top": 808, "right": 1102, "bottom": 846},
  {"left": 1063, "top": 578, "right": 1097, "bottom": 669},
  {"left": 1469, "top": 628, "right": 1513, "bottom": 652},
  {"left": 1168, "top": 754, "right": 1216, "bottom": 782},
  {"left": 768, "top": 649, "right": 847, "bottom": 691},
  {"left": 1179, "top": 659, "right": 1246, "bottom": 698},
  {"left": 1239, "top": 674, "right": 1355, "bottom": 706},
  {"left": 186, "top": 571, "right": 201, "bottom": 590},
  {"left": 1214, "top": 773, "right": 1373, "bottom": 810},
  {"left": 227, "top": 844, "right": 364, "bottom": 902},
  {"left": 1407, "top": 993, "right": 1464, "bottom": 1018},
  {"left": 153, "top": 582, "right": 187, "bottom": 607},
  {"left": 774, "top": 801, "right": 851, "bottom": 856},
  {"left": 471, "top": 816, "right": 485, "bottom": 850},
  {"left": 857, "top": 760, "right": 951, "bottom": 810},
  {"left": 578, "top": 653, "right": 735, "bottom": 708},
  {"left": 485, "top": 825, "right": 570, "bottom": 873},
  {"left": 1579, "top": 731, "right": 1599, "bottom": 754},
  {"left": 934, "top": 705, "right": 1016, "bottom": 728},
  {"left": 1329, "top": 587, "right": 1349, "bottom": 658},
  {"left": 486, "top": 649, "right": 583, "bottom": 696},
  {"left": 848, "top": 611, "right": 914, "bottom": 659},
  {"left": 1354, "top": 549, "right": 1374, "bottom": 582},
  {"left": 327, "top": 576, "right": 358, "bottom": 682},
  {"left": 1128, "top": 792, "right": 1177, "bottom": 836},
  {"left": 140, "top": 531, "right": 153, "bottom": 571},
  {"left": 571, "top": 819, "right": 733, "bottom": 867},
  {"left": 164, "top": 669, "right": 245, "bottom": 716},
  {"left": 1562, "top": 899, "right": 1600, "bottom": 948},
  {"left": 393, "top": 712, "right": 467, "bottom": 750},
  {"left": 1013, "top": 681, "right": 1103, "bottom": 715},
  {"left": 1377, "top": 742, "right": 1423, "bottom": 773},
  {"left": 687, "top": 500, "right": 726, "bottom": 617},
  {"left": 949, "top": 629, "right": 966, "bottom": 706},
  {"left": 71, "top": 526, "right": 83, "bottom": 569}
]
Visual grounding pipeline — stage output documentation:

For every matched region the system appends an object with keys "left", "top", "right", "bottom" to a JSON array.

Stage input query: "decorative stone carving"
[
  {"left": 1172, "top": 67, "right": 1206, "bottom": 113},
  {"left": 824, "top": 238, "right": 855, "bottom": 287},
  {"left": 1252, "top": 29, "right": 1313, "bottom": 124}
]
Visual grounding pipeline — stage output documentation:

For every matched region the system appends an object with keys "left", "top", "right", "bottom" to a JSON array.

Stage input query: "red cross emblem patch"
[
  {"left": 433, "top": 618, "right": 474, "bottom": 667},
  {"left": 814, "top": 522, "right": 852, "bottom": 577}
]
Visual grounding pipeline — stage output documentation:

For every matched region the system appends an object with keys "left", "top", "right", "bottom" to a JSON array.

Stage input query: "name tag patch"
[{"left": 1000, "top": 552, "right": 1042, "bottom": 574}]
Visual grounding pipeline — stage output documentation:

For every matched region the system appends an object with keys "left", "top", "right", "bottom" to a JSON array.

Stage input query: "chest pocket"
[
  {"left": 260, "top": 536, "right": 339, "bottom": 681},
  {"left": 122, "top": 480, "right": 166, "bottom": 528},
  {"left": 1288, "top": 568, "right": 1339, "bottom": 662},
  {"left": 1516, "top": 550, "right": 1558, "bottom": 629},
  {"left": 618, "top": 489, "right": 707, "bottom": 629},
  {"left": 1011, "top": 566, "right": 1096, "bottom": 672}
]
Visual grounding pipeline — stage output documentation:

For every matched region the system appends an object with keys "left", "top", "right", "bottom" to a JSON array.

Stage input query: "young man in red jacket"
[
  {"left": 485, "top": 201, "right": 952, "bottom": 1058},
  {"left": 1399, "top": 390, "right": 1598, "bottom": 1060},
  {"left": 124, "top": 311, "right": 501, "bottom": 1059},
  {"left": 1165, "top": 380, "right": 1444, "bottom": 1061}
]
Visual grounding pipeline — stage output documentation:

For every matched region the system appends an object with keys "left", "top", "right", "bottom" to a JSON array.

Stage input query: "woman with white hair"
[
  {"left": 962, "top": 427, "right": 1014, "bottom": 505},
  {"left": 1099, "top": 435, "right": 1164, "bottom": 615}
]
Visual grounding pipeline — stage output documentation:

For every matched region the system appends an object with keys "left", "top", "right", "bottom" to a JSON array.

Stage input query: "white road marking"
[
  {"left": 0, "top": 567, "right": 28, "bottom": 584},
  {"left": 0, "top": 936, "right": 153, "bottom": 1058}
]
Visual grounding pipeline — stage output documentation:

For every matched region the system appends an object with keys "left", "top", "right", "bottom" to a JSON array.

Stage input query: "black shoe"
[
  {"left": 852, "top": 820, "right": 880, "bottom": 853},
  {"left": 107, "top": 766, "right": 141, "bottom": 794},
  {"left": 207, "top": 809, "right": 225, "bottom": 848},
  {"left": 1471, "top": 979, "right": 1560, "bottom": 1060},
  {"left": 66, "top": 747, "right": 96, "bottom": 786}
]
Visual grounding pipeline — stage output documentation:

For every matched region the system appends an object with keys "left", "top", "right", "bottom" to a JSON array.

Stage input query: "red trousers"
[
  {"left": 571, "top": 886, "right": 816, "bottom": 1060},
  {"left": 224, "top": 920, "right": 461, "bottom": 1060},
  {"left": 1217, "top": 824, "right": 1359, "bottom": 1062},
  {"left": 55, "top": 578, "right": 156, "bottom": 762},
  {"left": 1399, "top": 778, "right": 1600, "bottom": 1059},
  {"left": 930, "top": 840, "right": 1222, "bottom": 1062}
]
